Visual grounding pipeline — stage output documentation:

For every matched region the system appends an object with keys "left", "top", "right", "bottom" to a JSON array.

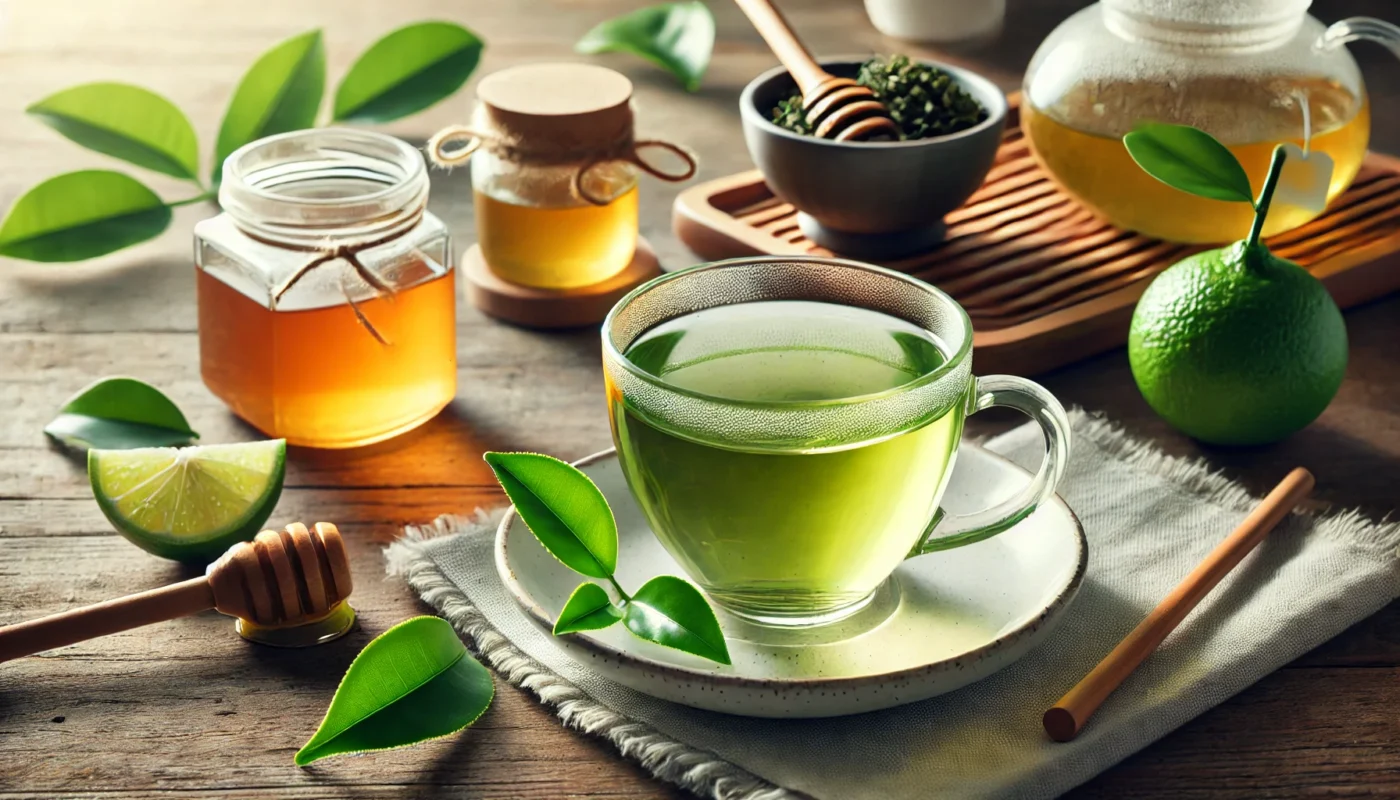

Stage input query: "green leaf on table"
[
  {"left": 214, "top": 29, "right": 326, "bottom": 183},
  {"left": 554, "top": 582, "right": 623, "bottom": 635},
  {"left": 0, "top": 170, "right": 171, "bottom": 262},
  {"left": 484, "top": 452, "right": 618, "bottom": 579},
  {"left": 296, "top": 616, "right": 494, "bottom": 766},
  {"left": 45, "top": 377, "right": 198, "bottom": 451},
  {"left": 333, "top": 21, "right": 483, "bottom": 123},
  {"left": 27, "top": 82, "right": 200, "bottom": 181},
  {"left": 1123, "top": 123, "right": 1255, "bottom": 205},
  {"left": 576, "top": 1, "right": 715, "bottom": 92},
  {"left": 623, "top": 575, "right": 731, "bottom": 665}
]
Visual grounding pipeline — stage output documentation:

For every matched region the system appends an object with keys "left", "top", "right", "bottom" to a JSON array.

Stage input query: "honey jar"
[
  {"left": 194, "top": 129, "right": 456, "bottom": 448},
  {"left": 430, "top": 63, "right": 695, "bottom": 292}
]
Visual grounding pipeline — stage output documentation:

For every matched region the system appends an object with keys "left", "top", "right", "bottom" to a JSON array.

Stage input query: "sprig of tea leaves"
[
  {"left": 485, "top": 452, "right": 732, "bottom": 665},
  {"left": 1, "top": 21, "right": 483, "bottom": 264}
]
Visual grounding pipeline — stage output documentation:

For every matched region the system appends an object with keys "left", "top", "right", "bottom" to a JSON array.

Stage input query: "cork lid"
[{"left": 475, "top": 63, "right": 635, "bottom": 153}]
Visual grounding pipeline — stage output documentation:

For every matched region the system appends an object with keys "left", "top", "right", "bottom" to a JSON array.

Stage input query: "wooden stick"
[
  {"left": 1043, "top": 467, "right": 1315, "bottom": 742},
  {"left": 0, "top": 578, "right": 215, "bottom": 663},
  {"left": 732, "top": 0, "right": 827, "bottom": 93}
]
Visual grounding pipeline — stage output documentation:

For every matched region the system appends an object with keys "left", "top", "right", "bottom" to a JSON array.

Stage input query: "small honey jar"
[
  {"left": 431, "top": 63, "right": 695, "bottom": 324},
  {"left": 194, "top": 129, "right": 456, "bottom": 448}
]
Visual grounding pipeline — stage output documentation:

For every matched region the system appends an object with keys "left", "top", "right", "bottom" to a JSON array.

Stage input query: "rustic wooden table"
[{"left": 1, "top": 1, "right": 1396, "bottom": 797}]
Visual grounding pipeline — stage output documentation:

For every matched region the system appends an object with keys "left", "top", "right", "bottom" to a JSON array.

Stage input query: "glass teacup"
[{"left": 602, "top": 257, "right": 1070, "bottom": 628}]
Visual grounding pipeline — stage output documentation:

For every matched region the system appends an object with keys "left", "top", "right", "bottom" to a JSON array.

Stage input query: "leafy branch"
[
  {"left": 1, "top": 21, "right": 483, "bottom": 264},
  {"left": 485, "top": 452, "right": 732, "bottom": 665}
]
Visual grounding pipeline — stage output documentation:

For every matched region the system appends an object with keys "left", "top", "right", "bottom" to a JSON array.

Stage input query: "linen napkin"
[{"left": 386, "top": 410, "right": 1400, "bottom": 800}]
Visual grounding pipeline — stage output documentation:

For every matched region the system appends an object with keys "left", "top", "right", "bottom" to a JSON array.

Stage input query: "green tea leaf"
[
  {"left": 484, "top": 452, "right": 618, "bottom": 579},
  {"left": 45, "top": 377, "right": 198, "bottom": 451},
  {"left": 1123, "top": 123, "right": 1255, "bottom": 205},
  {"left": 333, "top": 21, "right": 483, "bottom": 123},
  {"left": 623, "top": 576, "right": 731, "bottom": 665},
  {"left": 554, "top": 582, "right": 623, "bottom": 635},
  {"left": 296, "top": 616, "right": 494, "bottom": 766},
  {"left": 27, "top": 83, "right": 200, "bottom": 180},
  {"left": 576, "top": 1, "right": 715, "bottom": 92},
  {"left": 214, "top": 30, "right": 325, "bottom": 183},
  {"left": 0, "top": 170, "right": 171, "bottom": 262}
]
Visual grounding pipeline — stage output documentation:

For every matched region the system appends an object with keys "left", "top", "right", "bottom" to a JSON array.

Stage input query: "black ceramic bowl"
[{"left": 739, "top": 57, "right": 1007, "bottom": 258}]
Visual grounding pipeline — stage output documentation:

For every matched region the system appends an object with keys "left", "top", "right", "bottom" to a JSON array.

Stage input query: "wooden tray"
[{"left": 673, "top": 101, "right": 1400, "bottom": 375}]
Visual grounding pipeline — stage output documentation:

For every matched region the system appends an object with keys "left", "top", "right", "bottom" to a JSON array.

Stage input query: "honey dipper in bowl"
[
  {"left": 0, "top": 523, "right": 356, "bottom": 662},
  {"left": 733, "top": 0, "right": 899, "bottom": 141}
]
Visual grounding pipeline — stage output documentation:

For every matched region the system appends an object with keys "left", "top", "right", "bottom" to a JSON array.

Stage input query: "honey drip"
[
  {"left": 197, "top": 266, "right": 457, "bottom": 448},
  {"left": 1024, "top": 77, "right": 1369, "bottom": 243}
]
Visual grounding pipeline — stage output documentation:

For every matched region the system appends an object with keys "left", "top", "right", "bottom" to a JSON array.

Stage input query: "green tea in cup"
[{"left": 603, "top": 258, "right": 1069, "bottom": 628}]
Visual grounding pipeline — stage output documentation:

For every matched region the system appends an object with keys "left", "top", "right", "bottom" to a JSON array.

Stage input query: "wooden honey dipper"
[
  {"left": 733, "top": 0, "right": 899, "bottom": 141},
  {"left": 0, "top": 523, "right": 355, "bottom": 662}
]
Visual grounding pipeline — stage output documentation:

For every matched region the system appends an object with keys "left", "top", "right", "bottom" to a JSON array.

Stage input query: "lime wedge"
[{"left": 89, "top": 439, "right": 287, "bottom": 563}]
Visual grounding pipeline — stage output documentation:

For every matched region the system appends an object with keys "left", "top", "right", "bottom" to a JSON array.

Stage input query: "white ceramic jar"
[{"left": 863, "top": 0, "right": 1006, "bottom": 43}]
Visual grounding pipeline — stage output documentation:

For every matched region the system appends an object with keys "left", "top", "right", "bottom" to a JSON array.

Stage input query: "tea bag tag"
[{"left": 1273, "top": 143, "right": 1334, "bottom": 213}]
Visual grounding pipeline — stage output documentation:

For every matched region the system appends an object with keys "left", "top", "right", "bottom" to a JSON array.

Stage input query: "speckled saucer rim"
[{"left": 494, "top": 445, "right": 1088, "bottom": 690}]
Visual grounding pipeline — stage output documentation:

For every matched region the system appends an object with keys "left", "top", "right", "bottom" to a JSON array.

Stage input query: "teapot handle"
[{"left": 1318, "top": 17, "right": 1400, "bottom": 57}]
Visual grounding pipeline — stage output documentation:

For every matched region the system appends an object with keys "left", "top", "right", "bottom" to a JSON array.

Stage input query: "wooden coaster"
[
  {"left": 672, "top": 96, "right": 1400, "bottom": 375},
  {"left": 463, "top": 237, "right": 662, "bottom": 329}
]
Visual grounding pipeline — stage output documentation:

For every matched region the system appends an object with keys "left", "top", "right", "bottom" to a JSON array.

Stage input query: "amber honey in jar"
[
  {"left": 194, "top": 129, "right": 456, "bottom": 448},
  {"left": 432, "top": 63, "right": 695, "bottom": 291}
]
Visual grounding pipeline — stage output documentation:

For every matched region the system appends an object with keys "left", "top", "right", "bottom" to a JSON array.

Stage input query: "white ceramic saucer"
[{"left": 495, "top": 443, "right": 1086, "bottom": 718}]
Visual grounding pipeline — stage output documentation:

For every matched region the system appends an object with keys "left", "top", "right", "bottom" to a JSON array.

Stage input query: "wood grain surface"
[{"left": 0, "top": 1, "right": 1396, "bottom": 798}]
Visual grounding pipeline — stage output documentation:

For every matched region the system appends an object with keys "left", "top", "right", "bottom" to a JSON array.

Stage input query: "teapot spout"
[{"left": 1318, "top": 16, "right": 1400, "bottom": 57}]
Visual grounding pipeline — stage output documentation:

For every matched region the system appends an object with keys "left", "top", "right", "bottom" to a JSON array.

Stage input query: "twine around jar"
[
  {"left": 427, "top": 124, "right": 697, "bottom": 206},
  {"left": 249, "top": 202, "right": 429, "bottom": 347}
]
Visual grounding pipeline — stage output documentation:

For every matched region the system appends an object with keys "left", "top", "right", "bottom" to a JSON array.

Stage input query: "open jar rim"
[{"left": 219, "top": 128, "right": 429, "bottom": 245}]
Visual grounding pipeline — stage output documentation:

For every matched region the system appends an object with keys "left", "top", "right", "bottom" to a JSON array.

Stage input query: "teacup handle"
[{"left": 912, "top": 375, "right": 1071, "bottom": 555}]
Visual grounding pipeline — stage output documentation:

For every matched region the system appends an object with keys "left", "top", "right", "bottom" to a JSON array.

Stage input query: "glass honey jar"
[
  {"left": 1023, "top": 0, "right": 1400, "bottom": 243},
  {"left": 430, "top": 63, "right": 695, "bottom": 291},
  {"left": 194, "top": 129, "right": 456, "bottom": 448}
]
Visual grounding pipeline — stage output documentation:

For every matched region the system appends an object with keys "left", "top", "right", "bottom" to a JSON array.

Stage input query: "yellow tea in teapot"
[{"left": 1023, "top": 76, "right": 1369, "bottom": 243}]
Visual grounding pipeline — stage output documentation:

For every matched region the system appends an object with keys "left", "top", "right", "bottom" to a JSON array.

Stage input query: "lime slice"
[{"left": 89, "top": 440, "right": 287, "bottom": 563}]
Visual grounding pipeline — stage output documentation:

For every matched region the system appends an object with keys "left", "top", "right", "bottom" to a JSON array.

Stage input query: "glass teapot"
[{"left": 1022, "top": 0, "right": 1399, "bottom": 243}]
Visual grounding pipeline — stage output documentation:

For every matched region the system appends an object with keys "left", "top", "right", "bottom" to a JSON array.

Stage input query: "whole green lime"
[{"left": 1128, "top": 241, "right": 1347, "bottom": 445}]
